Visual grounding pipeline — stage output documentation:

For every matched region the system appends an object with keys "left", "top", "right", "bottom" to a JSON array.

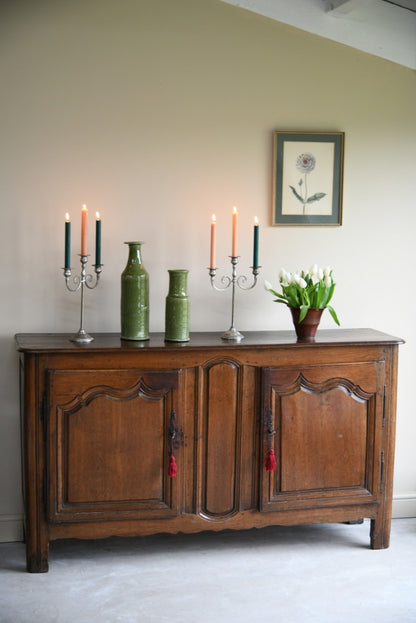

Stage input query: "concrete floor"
[{"left": 0, "top": 519, "right": 415, "bottom": 623}]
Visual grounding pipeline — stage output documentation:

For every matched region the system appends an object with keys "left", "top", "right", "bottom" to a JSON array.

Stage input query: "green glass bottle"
[
  {"left": 120, "top": 242, "right": 149, "bottom": 340},
  {"left": 165, "top": 269, "right": 190, "bottom": 342}
]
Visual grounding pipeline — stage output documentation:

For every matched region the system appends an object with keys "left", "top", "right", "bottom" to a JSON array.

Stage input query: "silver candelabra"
[
  {"left": 208, "top": 256, "right": 260, "bottom": 341},
  {"left": 63, "top": 255, "right": 103, "bottom": 343}
]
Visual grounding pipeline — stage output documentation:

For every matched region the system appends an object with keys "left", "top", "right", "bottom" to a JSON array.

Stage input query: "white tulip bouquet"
[{"left": 265, "top": 264, "right": 340, "bottom": 326}]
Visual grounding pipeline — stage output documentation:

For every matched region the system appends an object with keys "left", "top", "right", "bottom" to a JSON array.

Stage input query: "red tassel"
[
  {"left": 265, "top": 449, "right": 277, "bottom": 472},
  {"left": 168, "top": 454, "right": 177, "bottom": 478}
]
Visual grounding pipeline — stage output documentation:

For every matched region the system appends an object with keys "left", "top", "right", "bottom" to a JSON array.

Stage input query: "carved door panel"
[
  {"left": 197, "top": 358, "right": 256, "bottom": 521},
  {"left": 260, "top": 362, "right": 385, "bottom": 512},
  {"left": 46, "top": 369, "right": 181, "bottom": 522}
]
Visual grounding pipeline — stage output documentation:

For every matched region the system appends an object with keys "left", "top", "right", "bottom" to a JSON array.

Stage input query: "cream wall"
[{"left": 0, "top": 0, "right": 415, "bottom": 541}]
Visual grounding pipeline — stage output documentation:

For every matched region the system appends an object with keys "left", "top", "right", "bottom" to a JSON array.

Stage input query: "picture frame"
[{"left": 272, "top": 131, "right": 344, "bottom": 226}]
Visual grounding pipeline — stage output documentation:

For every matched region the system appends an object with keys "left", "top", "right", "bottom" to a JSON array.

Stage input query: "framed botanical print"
[{"left": 272, "top": 131, "right": 344, "bottom": 226}]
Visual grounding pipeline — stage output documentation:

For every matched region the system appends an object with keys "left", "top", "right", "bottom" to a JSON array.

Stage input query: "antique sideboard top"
[{"left": 15, "top": 329, "right": 404, "bottom": 353}]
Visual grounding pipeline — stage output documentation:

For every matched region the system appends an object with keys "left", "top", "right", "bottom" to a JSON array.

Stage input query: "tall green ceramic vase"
[
  {"left": 165, "top": 269, "right": 190, "bottom": 342},
  {"left": 120, "top": 242, "right": 149, "bottom": 341}
]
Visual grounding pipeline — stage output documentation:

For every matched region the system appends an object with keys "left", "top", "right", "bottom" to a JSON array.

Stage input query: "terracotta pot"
[{"left": 289, "top": 307, "right": 324, "bottom": 341}]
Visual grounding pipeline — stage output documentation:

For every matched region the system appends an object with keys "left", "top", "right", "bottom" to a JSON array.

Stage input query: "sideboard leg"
[
  {"left": 370, "top": 517, "right": 391, "bottom": 550},
  {"left": 25, "top": 524, "right": 49, "bottom": 573},
  {"left": 26, "top": 542, "right": 49, "bottom": 573}
]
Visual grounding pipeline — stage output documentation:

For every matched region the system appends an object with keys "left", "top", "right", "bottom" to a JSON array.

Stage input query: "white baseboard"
[
  {"left": 0, "top": 514, "right": 24, "bottom": 543},
  {"left": 0, "top": 497, "right": 415, "bottom": 543},
  {"left": 392, "top": 493, "right": 416, "bottom": 519}
]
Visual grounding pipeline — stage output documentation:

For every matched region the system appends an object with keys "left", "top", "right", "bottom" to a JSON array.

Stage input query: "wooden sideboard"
[{"left": 16, "top": 329, "right": 403, "bottom": 572}]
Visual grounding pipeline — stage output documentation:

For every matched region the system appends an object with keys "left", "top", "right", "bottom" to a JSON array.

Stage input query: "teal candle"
[
  {"left": 64, "top": 214, "right": 71, "bottom": 269},
  {"left": 95, "top": 213, "right": 101, "bottom": 266},
  {"left": 253, "top": 218, "right": 259, "bottom": 269}
]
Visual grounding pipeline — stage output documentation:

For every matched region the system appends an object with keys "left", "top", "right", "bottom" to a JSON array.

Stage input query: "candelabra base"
[
  {"left": 221, "top": 327, "right": 244, "bottom": 341},
  {"left": 70, "top": 329, "right": 94, "bottom": 344}
]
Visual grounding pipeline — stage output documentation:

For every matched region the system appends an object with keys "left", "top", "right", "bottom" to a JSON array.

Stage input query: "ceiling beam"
[
  {"left": 221, "top": 0, "right": 416, "bottom": 69},
  {"left": 324, "top": 0, "right": 372, "bottom": 13}
]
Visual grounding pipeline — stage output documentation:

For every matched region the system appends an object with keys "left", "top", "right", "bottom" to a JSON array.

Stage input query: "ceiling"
[
  {"left": 381, "top": 1, "right": 416, "bottom": 10},
  {"left": 220, "top": 0, "right": 416, "bottom": 69}
]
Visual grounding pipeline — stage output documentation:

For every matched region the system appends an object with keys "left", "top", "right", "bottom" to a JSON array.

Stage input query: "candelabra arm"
[
  {"left": 85, "top": 263, "right": 103, "bottom": 289},
  {"left": 63, "top": 268, "right": 82, "bottom": 292},
  {"left": 209, "top": 267, "right": 232, "bottom": 291},
  {"left": 236, "top": 266, "right": 261, "bottom": 290}
]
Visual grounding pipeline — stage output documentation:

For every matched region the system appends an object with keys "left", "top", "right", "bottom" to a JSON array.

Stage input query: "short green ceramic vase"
[{"left": 165, "top": 269, "right": 190, "bottom": 342}]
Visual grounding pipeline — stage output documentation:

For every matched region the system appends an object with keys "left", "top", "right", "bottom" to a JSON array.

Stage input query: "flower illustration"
[
  {"left": 289, "top": 152, "right": 326, "bottom": 214},
  {"left": 296, "top": 153, "right": 316, "bottom": 174}
]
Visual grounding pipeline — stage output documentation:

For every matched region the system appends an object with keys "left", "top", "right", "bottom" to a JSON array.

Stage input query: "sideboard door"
[
  {"left": 46, "top": 369, "right": 182, "bottom": 522},
  {"left": 196, "top": 358, "right": 256, "bottom": 520},
  {"left": 260, "top": 362, "right": 385, "bottom": 512}
]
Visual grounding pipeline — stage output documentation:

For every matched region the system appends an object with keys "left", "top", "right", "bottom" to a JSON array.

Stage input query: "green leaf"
[
  {"left": 301, "top": 289, "right": 310, "bottom": 307},
  {"left": 317, "top": 285, "right": 330, "bottom": 308},
  {"left": 282, "top": 283, "right": 300, "bottom": 307},
  {"left": 274, "top": 294, "right": 289, "bottom": 303},
  {"left": 306, "top": 192, "right": 326, "bottom": 204},
  {"left": 320, "top": 283, "right": 335, "bottom": 308},
  {"left": 299, "top": 305, "right": 309, "bottom": 322},
  {"left": 268, "top": 288, "right": 281, "bottom": 298},
  {"left": 289, "top": 185, "right": 304, "bottom": 204},
  {"left": 327, "top": 305, "right": 340, "bottom": 326}
]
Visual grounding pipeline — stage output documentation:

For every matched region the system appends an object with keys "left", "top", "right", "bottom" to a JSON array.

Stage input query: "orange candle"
[
  {"left": 232, "top": 206, "right": 238, "bottom": 257},
  {"left": 81, "top": 204, "right": 88, "bottom": 256},
  {"left": 210, "top": 214, "right": 216, "bottom": 269}
]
